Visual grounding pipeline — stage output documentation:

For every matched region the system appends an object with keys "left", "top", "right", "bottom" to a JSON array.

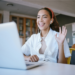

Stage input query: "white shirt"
[
  {"left": 39, "top": 37, "right": 47, "bottom": 54},
  {"left": 21, "top": 28, "right": 71, "bottom": 63}
]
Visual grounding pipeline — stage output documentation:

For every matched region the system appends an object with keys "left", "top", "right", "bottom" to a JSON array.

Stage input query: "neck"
[{"left": 41, "top": 28, "right": 50, "bottom": 37}]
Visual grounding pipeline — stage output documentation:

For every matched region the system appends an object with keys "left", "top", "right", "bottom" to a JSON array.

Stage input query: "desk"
[{"left": 0, "top": 61, "right": 75, "bottom": 75}]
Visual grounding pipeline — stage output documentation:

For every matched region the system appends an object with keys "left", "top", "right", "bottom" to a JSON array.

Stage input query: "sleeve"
[
  {"left": 64, "top": 39, "right": 71, "bottom": 58},
  {"left": 21, "top": 35, "right": 34, "bottom": 56}
]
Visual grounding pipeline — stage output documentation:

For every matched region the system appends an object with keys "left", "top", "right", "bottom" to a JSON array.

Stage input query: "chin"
[
  {"left": 38, "top": 26, "right": 47, "bottom": 31},
  {"left": 39, "top": 28, "right": 45, "bottom": 31}
]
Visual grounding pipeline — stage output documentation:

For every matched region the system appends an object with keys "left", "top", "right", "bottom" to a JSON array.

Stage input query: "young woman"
[{"left": 22, "top": 7, "right": 71, "bottom": 63}]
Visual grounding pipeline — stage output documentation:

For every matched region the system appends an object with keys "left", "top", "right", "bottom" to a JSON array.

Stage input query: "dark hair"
[{"left": 38, "top": 7, "right": 59, "bottom": 32}]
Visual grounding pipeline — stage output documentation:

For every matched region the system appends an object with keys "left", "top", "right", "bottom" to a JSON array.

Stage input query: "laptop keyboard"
[{"left": 26, "top": 64, "right": 34, "bottom": 66}]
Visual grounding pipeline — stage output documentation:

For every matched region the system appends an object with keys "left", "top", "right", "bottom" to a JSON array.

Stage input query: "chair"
[
  {"left": 67, "top": 48, "right": 75, "bottom": 64},
  {"left": 71, "top": 44, "right": 75, "bottom": 48}
]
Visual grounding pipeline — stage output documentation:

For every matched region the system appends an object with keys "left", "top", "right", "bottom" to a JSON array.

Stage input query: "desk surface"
[{"left": 0, "top": 61, "right": 75, "bottom": 75}]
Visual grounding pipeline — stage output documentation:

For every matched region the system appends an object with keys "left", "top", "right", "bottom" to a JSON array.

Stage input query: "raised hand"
[{"left": 55, "top": 26, "right": 67, "bottom": 45}]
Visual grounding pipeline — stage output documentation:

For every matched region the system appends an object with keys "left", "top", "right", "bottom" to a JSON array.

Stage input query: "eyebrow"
[{"left": 37, "top": 14, "right": 48, "bottom": 16}]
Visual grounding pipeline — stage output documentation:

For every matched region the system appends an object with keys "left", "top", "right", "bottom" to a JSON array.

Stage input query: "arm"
[
  {"left": 58, "top": 44, "right": 67, "bottom": 63},
  {"left": 22, "top": 34, "right": 39, "bottom": 62},
  {"left": 55, "top": 26, "right": 67, "bottom": 63}
]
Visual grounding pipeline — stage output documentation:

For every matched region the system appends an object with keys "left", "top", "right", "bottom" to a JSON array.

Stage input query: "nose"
[{"left": 39, "top": 17, "right": 43, "bottom": 22}]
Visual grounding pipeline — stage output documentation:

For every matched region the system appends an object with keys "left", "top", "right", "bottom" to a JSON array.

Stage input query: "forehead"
[{"left": 38, "top": 9, "right": 50, "bottom": 16}]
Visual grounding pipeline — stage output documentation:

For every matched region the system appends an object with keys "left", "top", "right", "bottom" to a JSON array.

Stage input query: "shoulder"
[
  {"left": 29, "top": 33, "right": 40, "bottom": 41},
  {"left": 31, "top": 33, "right": 40, "bottom": 38},
  {"left": 24, "top": 33, "right": 39, "bottom": 45}
]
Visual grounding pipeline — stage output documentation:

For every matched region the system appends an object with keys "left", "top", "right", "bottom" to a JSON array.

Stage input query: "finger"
[
  {"left": 55, "top": 33, "right": 57, "bottom": 37},
  {"left": 55, "top": 34, "right": 58, "bottom": 41},
  {"left": 33, "top": 56, "right": 38, "bottom": 62},
  {"left": 29, "top": 57, "right": 31, "bottom": 62},
  {"left": 30, "top": 56, "right": 34, "bottom": 62},
  {"left": 55, "top": 33, "right": 58, "bottom": 39},
  {"left": 65, "top": 27, "right": 67, "bottom": 35},
  {"left": 59, "top": 27, "right": 61, "bottom": 34},
  {"left": 62, "top": 26, "right": 64, "bottom": 34},
  {"left": 64, "top": 29, "right": 67, "bottom": 36},
  {"left": 30, "top": 56, "right": 33, "bottom": 62},
  {"left": 35, "top": 55, "right": 39, "bottom": 61},
  {"left": 62, "top": 26, "right": 66, "bottom": 34},
  {"left": 32, "top": 55, "right": 38, "bottom": 62},
  {"left": 66, "top": 29, "right": 67, "bottom": 35},
  {"left": 32, "top": 56, "right": 35, "bottom": 62},
  {"left": 34, "top": 55, "right": 39, "bottom": 61}
]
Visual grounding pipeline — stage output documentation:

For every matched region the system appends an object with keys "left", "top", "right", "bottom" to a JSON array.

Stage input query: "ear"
[{"left": 50, "top": 18, "right": 54, "bottom": 24}]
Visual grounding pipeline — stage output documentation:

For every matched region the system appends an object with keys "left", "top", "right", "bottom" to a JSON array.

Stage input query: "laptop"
[{"left": 0, "top": 22, "right": 43, "bottom": 70}]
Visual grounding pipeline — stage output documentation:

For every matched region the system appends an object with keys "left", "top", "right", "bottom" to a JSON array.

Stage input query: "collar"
[
  {"left": 45, "top": 28, "right": 53, "bottom": 42},
  {"left": 38, "top": 32, "right": 42, "bottom": 42},
  {"left": 38, "top": 28, "right": 53, "bottom": 44}
]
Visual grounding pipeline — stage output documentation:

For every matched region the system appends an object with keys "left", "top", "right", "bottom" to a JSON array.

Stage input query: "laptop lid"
[{"left": 0, "top": 22, "right": 26, "bottom": 70}]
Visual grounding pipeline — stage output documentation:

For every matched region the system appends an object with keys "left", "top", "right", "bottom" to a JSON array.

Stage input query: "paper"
[
  {"left": 72, "top": 23, "right": 75, "bottom": 31},
  {"left": 73, "top": 38, "right": 75, "bottom": 44},
  {"left": 72, "top": 32, "right": 75, "bottom": 38}
]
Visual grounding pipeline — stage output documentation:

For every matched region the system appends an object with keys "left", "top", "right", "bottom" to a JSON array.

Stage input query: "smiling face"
[{"left": 37, "top": 9, "right": 52, "bottom": 31}]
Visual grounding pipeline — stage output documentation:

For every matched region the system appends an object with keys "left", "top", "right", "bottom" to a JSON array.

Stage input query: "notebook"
[{"left": 0, "top": 22, "right": 43, "bottom": 70}]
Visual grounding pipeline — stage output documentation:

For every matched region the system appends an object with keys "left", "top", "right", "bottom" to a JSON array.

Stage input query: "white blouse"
[
  {"left": 21, "top": 28, "right": 71, "bottom": 63},
  {"left": 39, "top": 37, "right": 47, "bottom": 54}
]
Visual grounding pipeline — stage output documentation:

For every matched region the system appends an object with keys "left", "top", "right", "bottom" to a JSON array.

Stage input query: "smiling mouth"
[{"left": 38, "top": 23, "right": 45, "bottom": 27}]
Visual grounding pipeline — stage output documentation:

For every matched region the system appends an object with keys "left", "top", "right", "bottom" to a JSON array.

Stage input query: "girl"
[{"left": 22, "top": 7, "right": 71, "bottom": 63}]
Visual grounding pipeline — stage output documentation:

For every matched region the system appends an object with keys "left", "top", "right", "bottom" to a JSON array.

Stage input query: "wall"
[
  {"left": 3, "top": 11, "right": 10, "bottom": 23},
  {"left": 0, "top": 10, "right": 3, "bottom": 14},
  {"left": 11, "top": 13, "right": 36, "bottom": 19},
  {"left": 65, "top": 23, "right": 73, "bottom": 47},
  {"left": 56, "top": 14, "right": 75, "bottom": 27},
  {"left": 0, "top": 10, "right": 10, "bottom": 23}
]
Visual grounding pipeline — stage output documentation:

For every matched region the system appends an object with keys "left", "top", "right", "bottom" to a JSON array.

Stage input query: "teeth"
[
  {"left": 38, "top": 22, "right": 45, "bottom": 27},
  {"left": 39, "top": 23, "right": 45, "bottom": 26}
]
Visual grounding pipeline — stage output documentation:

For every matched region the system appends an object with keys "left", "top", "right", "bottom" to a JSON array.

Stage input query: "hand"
[
  {"left": 55, "top": 26, "right": 67, "bottom": 45},
  {"left": 28, "top": 55, "right": 39, "bottom": 62}
]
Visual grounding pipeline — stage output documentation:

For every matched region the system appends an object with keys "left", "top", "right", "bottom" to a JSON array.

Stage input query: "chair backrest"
[
  {"left": 67, "top": 48, "right": 75, "bottom": 64},
  {"left": 72, "top": 44, "right": 75, "bottom": 48}
]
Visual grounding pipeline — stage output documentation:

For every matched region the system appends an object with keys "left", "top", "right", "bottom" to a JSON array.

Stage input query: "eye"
[
  {"left": 43, "top": 17, "right": 47, "bottom": 18},
  {"left": 43, "top": 16, "right": 47, "bottom": 18},
  {"left": 37, "top": 16, "right": 40, "bottom": 18}
]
